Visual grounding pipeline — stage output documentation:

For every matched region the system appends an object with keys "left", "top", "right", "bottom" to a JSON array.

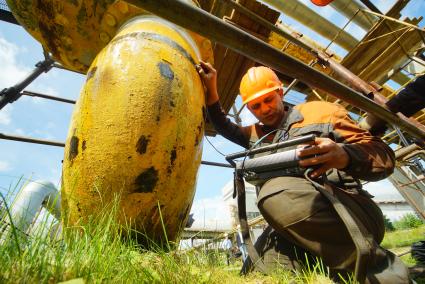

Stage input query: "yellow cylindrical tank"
[
  {"left": 6, "top": 0, "right": 213, "bottom": 73},
  {"left": 6, "top": 0, "right": 214, "bottom": 245},
  {"left": 61, "top": 16, "right": 207, "bottom": 244}
]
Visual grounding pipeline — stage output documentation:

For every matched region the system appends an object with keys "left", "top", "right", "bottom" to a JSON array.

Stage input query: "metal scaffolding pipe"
[
  {"left": 259, "top": 0, "right": 358, "bottom": 51},
  {"left": 261, "top": 2, "right": 413, "bottom": 87},
  {"left": 125, "top": 0, "right": 425, "bottom": 140},
  {"left": 362, "top": 9, "right": 425, "bottom": 33},
  {"left": 222, "top": 0, "right": 413, "bottom": 91},
  {"left": 329, "top": 0, "right": 377, "bottom": 31},
  {"left": 0, "top": 132, "right": 230, "bottom": 168},
  {"left": 358, "top": 0, "right": 382, "bottom": 13},
  {"left": 220, "top": 0, "right": 313, "bottom": 52},
  {"left": 0, "top": 9, "right": 18, "bottom": 25},
  {"left": 0, "top": 133, "right": 65, "bottom": 147},
  {"left": 22, "top": 91, "right": 76, "bottom": 104},
  {"left": 201, "top": 161, "right": 234, "bottom": 168}
]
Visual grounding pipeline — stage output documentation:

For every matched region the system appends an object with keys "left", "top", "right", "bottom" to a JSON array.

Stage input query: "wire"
[
  {"left": 205, "top": 126, "right": 288, "bottom": 174},
  {"left": 241, "top": 128, "right": 285, "bottom": 174},
  {"left": 205, "top": 135, "right": 226, "bottom": 157}
]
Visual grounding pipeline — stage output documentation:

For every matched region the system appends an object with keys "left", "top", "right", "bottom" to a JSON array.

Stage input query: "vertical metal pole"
[
  {"left": 325, "top": 9, "right": 361, "bottom": 52},
  {"left": 232, "top": 105, "right": 242, "bottom": 126},
  {"left": 283, "top": 59, "right": 317, "bottom": 97},
  {"left": 394, "top": 127, "right": 410, "bottom": 147}
]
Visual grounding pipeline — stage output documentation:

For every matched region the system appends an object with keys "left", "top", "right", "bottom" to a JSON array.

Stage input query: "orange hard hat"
[
  {"left": 311, "top": 0, "right": 334, "bottom": 6},
  {"left": 239, "top": 66, "right": 283, "bottom": 105},
  {"left": 311, "top": 0, "right": 333, "bottom": 6}
]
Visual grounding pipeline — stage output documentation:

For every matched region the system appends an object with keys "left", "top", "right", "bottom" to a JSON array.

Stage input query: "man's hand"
[
  {"left": 196, "top": 61, "right": 219, "bottom": 105},
  {"left": 297, "top": 137, "right": 350, "bottom": 178}
]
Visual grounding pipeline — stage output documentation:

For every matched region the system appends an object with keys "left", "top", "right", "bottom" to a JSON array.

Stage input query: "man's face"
[{"left": 247, "top": 89, "right": 285, "bottom": 128}]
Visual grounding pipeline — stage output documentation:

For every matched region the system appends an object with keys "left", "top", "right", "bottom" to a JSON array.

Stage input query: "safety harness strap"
[
  {"left": 305, "top": 170, "right": 371, "bottom": 284},
  {"left": 235, "top": 171, "right": 269, "bottom": 274}
]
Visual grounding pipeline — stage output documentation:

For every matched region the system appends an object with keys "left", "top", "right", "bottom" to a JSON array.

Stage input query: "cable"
[
  {"left": 241, "top": 128, "right": 285, "bottom": 174},
  {"left": 205, "top": 135, "right": 227, "bottom": 157}
]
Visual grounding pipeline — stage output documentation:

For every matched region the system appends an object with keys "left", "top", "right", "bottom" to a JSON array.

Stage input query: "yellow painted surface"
[
  {"left": 6, "top": 0, "right": 213, "bottom": 72},
  {"left": 7, "top": 0, "right": 213, "bottom": 244},
  {"left": 61, "top": 17, "right": 207, "bottom": 244},
  {"left": 267, "top": 32, "right": 334, "bottom": 74}
]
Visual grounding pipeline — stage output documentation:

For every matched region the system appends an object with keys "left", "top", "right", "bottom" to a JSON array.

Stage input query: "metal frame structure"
[
  {"left": 222, "top": 1, "right": 425, "bottom": 144},
  {"left": 0, "top": 0, "right": 17, "bottom": 25},
  {"left": 0, "top": 0, "right": 424, "bottom": 222},
  {"left": 1, "top": 0, "right": 424, "bottom": 147}
]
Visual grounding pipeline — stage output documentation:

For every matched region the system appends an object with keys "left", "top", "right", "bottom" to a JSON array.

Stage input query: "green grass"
[
  {"left": 381, "top": 224, "right": 425, "bottom": 272},
  {"left": 0, "top": 191, "right": 341, "bottom": 284},
  {"left": 381, "top": 225, "right": 425, "bottom": 250},
  {"left": 2, "top": 183, "right": 424, "bottom": 283},
  {"left": 0, "top": 222, "right": 336, "bottom": 283},
  {"left": 3, "top": 220, "right": 423, "bottom": 284}
]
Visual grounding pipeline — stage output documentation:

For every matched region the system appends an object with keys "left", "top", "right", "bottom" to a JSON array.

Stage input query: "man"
[
  {"left": 197, "top": 62, "right": 410, "bottom": 283},
  {"left": 221, "top": 233, "right": 233, "bottom": 266}
]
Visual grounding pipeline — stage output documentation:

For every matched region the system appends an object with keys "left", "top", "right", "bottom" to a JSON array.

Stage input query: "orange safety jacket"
[{"left": 207, "top": 100, "right": 395, "bottom": 182}]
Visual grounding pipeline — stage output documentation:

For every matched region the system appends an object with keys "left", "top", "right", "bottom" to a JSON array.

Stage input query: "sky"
[{"left": 0, "top": 0, "right": 424, "bottom": 227}]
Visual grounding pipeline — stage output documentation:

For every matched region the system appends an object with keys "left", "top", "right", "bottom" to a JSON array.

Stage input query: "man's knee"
[
  {"left": 258, "top": 191, "right": 293, "bottom": 230},
  {"left": 258, "top": 187, "right": 331, "bottom": 230}
]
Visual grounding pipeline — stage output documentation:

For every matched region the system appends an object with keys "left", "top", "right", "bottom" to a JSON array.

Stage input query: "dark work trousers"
[{"left": 252, "top": 176, "right": 410, "bottom": 284}]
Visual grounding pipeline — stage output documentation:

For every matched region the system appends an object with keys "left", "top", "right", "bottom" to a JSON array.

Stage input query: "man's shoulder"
[
  {"left": 294, "top": 101, "right": 348, "bottom": 119},
  {"left": 294, "top": 101, "right": 346, "bottom": 113},
  {"left": 289, "top": 101, "right": 349, "bottom": 127}
]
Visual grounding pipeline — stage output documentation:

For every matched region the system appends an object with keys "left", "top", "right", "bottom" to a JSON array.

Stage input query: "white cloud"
[
  {"left": 12, "top": 128, "right": 26, "bottom": 136},
  {"left": 0, "top": 37, "right": 31, "bottom": 89},
  {"left": 363, "top": 179, "right": 403, "bottom": 202},
  {"left": 32, "top": 129, "right": 56, "bottom": 140},
  {"left": 0, "top": 36, "right": 58, "bottom": 104},
  {"left": 0, "top": 160, "right": 11, "bottom": 172},
  {"left": 190, "top": 196, "right": 233, "bottom": 230},
  {"left": 0, "top": 105, "right": 12, "bottom": 125}
]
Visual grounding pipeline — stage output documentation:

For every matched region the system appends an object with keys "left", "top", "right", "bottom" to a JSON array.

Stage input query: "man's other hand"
[{"left": 297, "top": 137, "right": 349, "bottom": 178}]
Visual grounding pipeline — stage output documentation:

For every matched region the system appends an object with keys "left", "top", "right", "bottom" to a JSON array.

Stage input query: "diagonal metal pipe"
[
  {"left": 358, "top": 0, "right": 381, "bottom": 13},
  {"left": 329, "top": 0, "right": 377, "bottom": 31},
  {"left": 125, "top": 0, "right": 425, "bottom": 140},
  {"left": 260, "top": 0, "right": 358, "bottom": 51},
  {"left": 218, "top": 0, "right": 412, "bottom": 127}
]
